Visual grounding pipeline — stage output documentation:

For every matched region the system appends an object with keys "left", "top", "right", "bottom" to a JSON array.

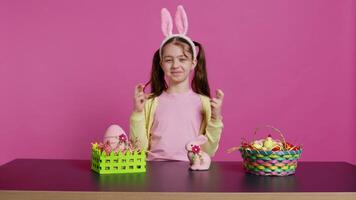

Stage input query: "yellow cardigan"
[{"left": 130, "top": 94, "right": 223, "bottom": 157}]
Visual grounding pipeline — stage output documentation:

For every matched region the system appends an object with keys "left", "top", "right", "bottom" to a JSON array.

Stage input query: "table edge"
[{"left": 1, "top": 190, "right": 356, "bottom": 200}]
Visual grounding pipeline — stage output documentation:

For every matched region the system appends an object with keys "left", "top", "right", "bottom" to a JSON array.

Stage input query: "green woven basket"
[
  {"left": 91, "top": 143, "right": 146, "bottom": 174},
  {"left": 240, "top": 125, "right": 302, "bottom": 176}
]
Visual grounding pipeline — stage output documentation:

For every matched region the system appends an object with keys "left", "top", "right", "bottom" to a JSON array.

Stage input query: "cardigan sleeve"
[
  {"left": 202, "top": 119, "right": 224, "bottom": 157},
  {"left": 200, "top": 95, "right": 224, "bottom": 157},
  {"left": 129, "top": 110, "right": 149, "bottom": 150},
  {"left": 129, "top": 96, "right": 157, "bottom": 151}
]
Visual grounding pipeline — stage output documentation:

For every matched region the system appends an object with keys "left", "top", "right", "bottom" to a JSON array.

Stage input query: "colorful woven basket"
[{"left": 234, "top": 125, "right": 302, "bottom": 176}]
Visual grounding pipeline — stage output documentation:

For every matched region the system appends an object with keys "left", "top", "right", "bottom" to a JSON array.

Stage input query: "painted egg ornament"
[{"left": 263, "top": 134, "right": 275, "bottom": 150}]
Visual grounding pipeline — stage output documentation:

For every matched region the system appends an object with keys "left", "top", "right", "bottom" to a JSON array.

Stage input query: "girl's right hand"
[{"left": 134, "top": 84, "right": 147, "bottom": 112}]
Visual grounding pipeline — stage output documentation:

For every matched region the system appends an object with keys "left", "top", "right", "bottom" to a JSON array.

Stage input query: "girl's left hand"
[{"left": 210, "top": 89, "right": 224, "bottom": 121}]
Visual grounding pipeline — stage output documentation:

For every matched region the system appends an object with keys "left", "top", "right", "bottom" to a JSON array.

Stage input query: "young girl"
[{"left": 130, "top": 5, "right": 224, "bottom": 161}]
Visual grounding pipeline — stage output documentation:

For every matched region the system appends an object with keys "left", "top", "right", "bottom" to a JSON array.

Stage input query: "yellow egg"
[
  {"left": 252, "top": 141, "right": 263, "bottom": 149},
  {"left": 263, "top": 137, "right": 275, "bottom": 150}
]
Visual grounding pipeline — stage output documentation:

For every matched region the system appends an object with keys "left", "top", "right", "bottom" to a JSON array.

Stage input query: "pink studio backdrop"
[{"left": 0, "top": 0, "right": 355, "bottom": 165}]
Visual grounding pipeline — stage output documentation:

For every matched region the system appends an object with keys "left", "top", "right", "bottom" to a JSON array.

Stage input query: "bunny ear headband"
[{"left": 159, "top": 5, "right": 197, "bottom": 60}]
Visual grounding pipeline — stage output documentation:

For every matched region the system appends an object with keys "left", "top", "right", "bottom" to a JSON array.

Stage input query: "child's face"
[{"left": 160, "top": 43, "right": 197, "bottom": 85}]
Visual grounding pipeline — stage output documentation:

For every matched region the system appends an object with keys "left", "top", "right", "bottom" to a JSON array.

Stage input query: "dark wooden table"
[{"left": 0, "top": 159, "right": 355, "bottom": 200}]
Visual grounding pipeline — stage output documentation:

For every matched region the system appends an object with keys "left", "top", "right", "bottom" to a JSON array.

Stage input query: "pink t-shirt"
[{"left": 147, "top": 89, "right": 202, "bottom": 161}]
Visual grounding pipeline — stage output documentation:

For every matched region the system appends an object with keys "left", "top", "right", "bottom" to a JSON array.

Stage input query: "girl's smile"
[{"left": 171, "top": 71, "right": 183, "bottom": 75}]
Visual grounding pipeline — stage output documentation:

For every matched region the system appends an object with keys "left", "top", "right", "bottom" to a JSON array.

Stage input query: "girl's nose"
[{"left": 172, "top": 60, "right": 180, "bottom": 68}]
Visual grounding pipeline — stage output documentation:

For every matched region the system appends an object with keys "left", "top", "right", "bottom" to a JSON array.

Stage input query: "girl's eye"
[
  {"left": 179, "top": 58, "right": 187, "bottom": 62},
  {"left": 164, "top": 59, "right": 172, "bottom": 62}
]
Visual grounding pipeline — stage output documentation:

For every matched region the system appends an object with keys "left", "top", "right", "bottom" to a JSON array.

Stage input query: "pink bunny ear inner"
[
  {"left": 175, "top": 5, "right": 188, "bottom": 35},
  {"left": 161, "top": 8, "right": 173, "bottom": 37}
]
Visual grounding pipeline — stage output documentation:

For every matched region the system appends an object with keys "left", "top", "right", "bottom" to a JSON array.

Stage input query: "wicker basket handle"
[{"left": 254, "top": 125, "right": 286, "bottom": 144}]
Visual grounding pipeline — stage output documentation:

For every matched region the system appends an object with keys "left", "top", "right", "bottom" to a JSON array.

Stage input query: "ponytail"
[
  {"left": 192, "top": 41, "right": 211, "bottom": 98},
  {"left": 149, "top": 50, "right": 167, "bottom": 98}
]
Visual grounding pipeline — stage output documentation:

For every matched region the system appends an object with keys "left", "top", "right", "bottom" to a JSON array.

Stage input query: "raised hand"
[
  {"left": 210, "top": 89, "right": 224, "bottom": 121},
  {"left": 134, "top": 84, "right": 147, "bottom": 112}
]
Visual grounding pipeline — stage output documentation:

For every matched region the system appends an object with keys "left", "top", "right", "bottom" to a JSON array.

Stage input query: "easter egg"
[
  {"left": 263, "top": 137, "right": 274, "bottom": 149},
  {"left": 252, "top": 142, "right": 263, "bottom": 149}
]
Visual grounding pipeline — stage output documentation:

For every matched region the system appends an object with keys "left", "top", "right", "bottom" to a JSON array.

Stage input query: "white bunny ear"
[
  {"left": 175, "top": 5, "right": 189, "bottom": 35},
  {"left": 161, "top": 8, "right": 173, "bottom": 37}
]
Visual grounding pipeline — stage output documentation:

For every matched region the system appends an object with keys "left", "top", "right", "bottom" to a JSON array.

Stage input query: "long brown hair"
[{"left": 148, "top": 37, "right": 211, "bottom": 98}]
